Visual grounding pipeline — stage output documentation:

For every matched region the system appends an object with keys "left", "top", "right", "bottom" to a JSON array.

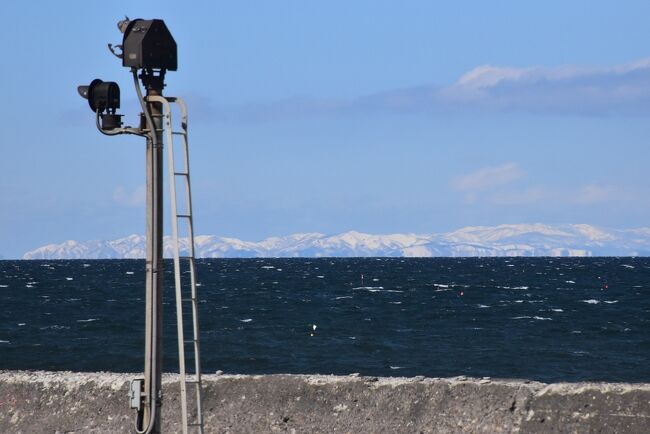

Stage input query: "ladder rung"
[
  {"left": 182, "top": 297, "right": 196, "bottom": 302},
  {"left": 188, "top": 423, "right": 203, "bottom": 427},
  {"left": 179, "top": 255, "right": 194, "bottom": 260},
  {"left": 172, "top": 131, "right": 187, "bottom": 136},
  {"left": 174, "top": 171, "right": 189, "bottom": 176},
  {"left": 177, "top": 214, "right": 192, "bottom": 218},
  {"left": 185, "top": 379, "right": 201, "bottom": 384},
  {"left": 184, "top": 339, "right": 199, "bottom": 344}
]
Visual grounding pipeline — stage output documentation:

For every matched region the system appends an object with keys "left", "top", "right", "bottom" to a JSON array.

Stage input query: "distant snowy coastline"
[{"left": 21, "top": 224, "right": 650, "bottom": 259}]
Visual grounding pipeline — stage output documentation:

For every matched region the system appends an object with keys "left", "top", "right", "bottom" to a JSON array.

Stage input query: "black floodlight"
[
  {"left": 77, "top": 79, "right": 122, "bottom": 130},
  {"left": 77, "top": 79, "right": 121, "bottom": 113},
  {"left": 121, "top": 19, "right": 177, "bottom": 70}
]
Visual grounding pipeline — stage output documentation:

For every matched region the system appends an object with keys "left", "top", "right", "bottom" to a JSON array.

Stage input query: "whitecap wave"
[
  {"left": 39, "top": 325, "right": 70, "bottom": 330},
  {"left": 582, "top": 299, "right": 600, "bottom": 304}
]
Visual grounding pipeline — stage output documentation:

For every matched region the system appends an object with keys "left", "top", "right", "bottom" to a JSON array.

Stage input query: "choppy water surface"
[{"left": 1, "top": 258, "right": 649, "bottom": 382}]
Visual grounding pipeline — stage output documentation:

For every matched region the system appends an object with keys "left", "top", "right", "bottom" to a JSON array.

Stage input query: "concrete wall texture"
[{"left": 1, "top": 371, "right": 649, "bottom": 433}]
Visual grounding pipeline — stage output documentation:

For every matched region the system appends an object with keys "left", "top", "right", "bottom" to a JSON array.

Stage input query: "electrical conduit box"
[{"left": 129, "top": 379, "right": 144, "bottom": 411}]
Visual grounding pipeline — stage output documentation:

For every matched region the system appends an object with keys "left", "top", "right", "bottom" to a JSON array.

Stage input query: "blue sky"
[{"left": 2, "top": 1, "right": 650, "bottom": 257}]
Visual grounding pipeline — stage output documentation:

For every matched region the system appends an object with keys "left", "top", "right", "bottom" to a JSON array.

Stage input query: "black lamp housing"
[
  {"left": 77, "top": 79, "right": 121, "bottom": 113},
  {"left": 77, "top": 79, "right": 122, "bottom": 130},
  {"left": 121, "top": 19, "right": 177, "bottom": 71}
]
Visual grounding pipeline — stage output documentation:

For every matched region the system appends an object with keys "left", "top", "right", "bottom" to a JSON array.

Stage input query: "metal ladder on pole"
[{"left": 148, "top": 95, "right": 204, "bottom": 434}]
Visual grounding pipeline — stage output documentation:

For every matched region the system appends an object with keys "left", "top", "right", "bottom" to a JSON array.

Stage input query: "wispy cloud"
[
  {"left": 113, "top": 185, "right": 145, "bottom": 207},
  {"left": 439, "top": 59, "right": 650, "bottom": 115},
  {"left": 211, "top": 58, "right": 650, "bottom": 122},
  {"left": 449, "top": 162, "right": 636, "bottom": 207},
  {"left": 487, "top": 186, "right": 549, "bottom": 205},
  {"left": 572, "top": 184, "right": 623, "bottom": 204},
  {"left": 450, "top": 162, "right": 526, "bottom": 204},
  {"left": 452, "top": 163, "right": 526, "bottom": 192},
  {"left": 464, "top": 181, "right": 633, "bottom": 207}
]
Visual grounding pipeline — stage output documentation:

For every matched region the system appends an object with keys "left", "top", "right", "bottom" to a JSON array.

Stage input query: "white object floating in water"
[
  {"left": 65, "top": 277, "right": 73, "bottom": 281},
  {"left": 77, "top": 318, "right": 99, "bottom": 323},
  {"left": 312, "top": 324, "right": 317, "bottom": 331},
  {"left": 126, "top": 271, "right": 134, "bottom": 275},
  {"left": 240, "top": 318, "right": 253, "bottom": 323}
]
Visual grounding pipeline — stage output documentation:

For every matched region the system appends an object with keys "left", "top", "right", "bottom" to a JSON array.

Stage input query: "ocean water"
[{"left": 0, "top": 258, "right": 649, "bottom": 383}]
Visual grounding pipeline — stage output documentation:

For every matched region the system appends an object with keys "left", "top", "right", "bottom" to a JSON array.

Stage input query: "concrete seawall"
[{"left": 1, "top": 371, "right": 649, "bottom": 433}]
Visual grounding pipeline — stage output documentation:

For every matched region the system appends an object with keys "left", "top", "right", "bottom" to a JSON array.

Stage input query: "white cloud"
[
  {"left": 213, "top": 57, "right": 650, "bottom": 121},
  {"left": 572, "top": 184, "right": 619, "bottom": 204},
  {"left": 438, "top": 58, "right": 650, "bottom": 115},
  {"left": 451, "top": 162, "right": 526, "bottom": 192},
  {"left": 113, "top": 185, "right": 146, "bottom": 207},
  {"left": 487, "top": 186, "right": 549, "bottom": 205},
  {"left": 462, "top": 182, "right": 633, "bottom": 207}
]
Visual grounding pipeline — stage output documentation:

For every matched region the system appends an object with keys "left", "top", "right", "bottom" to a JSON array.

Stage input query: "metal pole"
[{"left": 143, "top": 82, "right": 165, "bottom": 433}]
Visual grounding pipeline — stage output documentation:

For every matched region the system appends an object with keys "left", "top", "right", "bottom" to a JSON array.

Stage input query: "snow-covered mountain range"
[{"left": 21, "top": 224, "right": 650, "bottom": 259}]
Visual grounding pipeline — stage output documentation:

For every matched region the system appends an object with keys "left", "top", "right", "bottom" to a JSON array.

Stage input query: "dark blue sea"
[{"left": 1, "top": 258, "right": 649, "bottom": 383}]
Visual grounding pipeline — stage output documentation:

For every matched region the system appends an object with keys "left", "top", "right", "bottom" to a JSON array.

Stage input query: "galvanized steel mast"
[{"left": 78, "top": 17, "right": 203, "bottom": 434}]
